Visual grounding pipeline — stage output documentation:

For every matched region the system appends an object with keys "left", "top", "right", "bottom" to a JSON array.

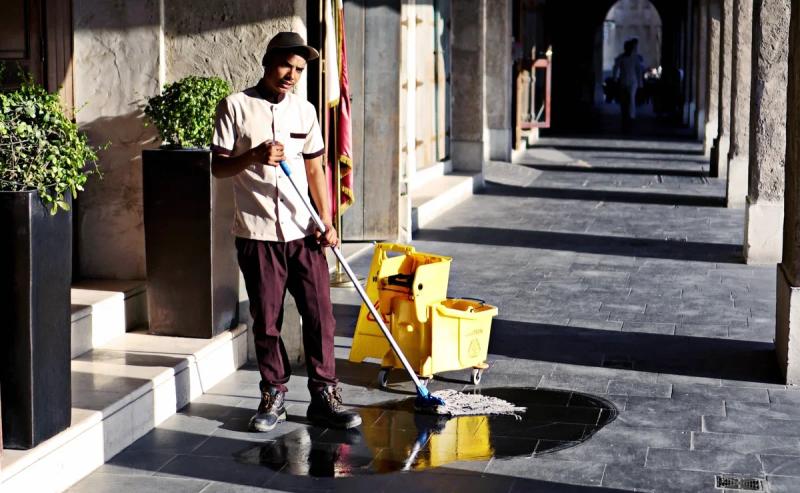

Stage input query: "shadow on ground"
[
  {"left": 489, "top": 318, "right": 781, "bottom": 384},
  {"left": 481, "top": 182, "right": 725, "bottom": 208},
  {"left": 415, "top": 226, "right": 740, "bottom": 264},
  {"left": 521, "top": 163, "right": 707, "bottom": 178},
  {"left": 534, "top": 143, "right": 704, "bottom": 156}
]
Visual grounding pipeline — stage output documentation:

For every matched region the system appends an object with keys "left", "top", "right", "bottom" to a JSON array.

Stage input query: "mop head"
[{"left": 416, "top": 389, "right": 526, "bottom": 417}]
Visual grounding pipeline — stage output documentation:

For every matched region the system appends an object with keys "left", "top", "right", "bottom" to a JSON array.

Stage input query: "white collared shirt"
[{"left": 212, "top": 87, "right": 325, "bottom": 242}]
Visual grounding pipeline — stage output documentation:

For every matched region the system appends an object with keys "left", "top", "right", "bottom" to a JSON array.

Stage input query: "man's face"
[{"left": 263, "top": 53, "right": 307, "bottom": 94}]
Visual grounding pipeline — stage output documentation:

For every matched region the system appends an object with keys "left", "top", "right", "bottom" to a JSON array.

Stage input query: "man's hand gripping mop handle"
[{"left": 278, "top": 161, "right": 440, "bottom": 405}]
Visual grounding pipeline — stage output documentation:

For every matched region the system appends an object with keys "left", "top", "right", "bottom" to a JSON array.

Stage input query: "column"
[
  {"left": 451, "top": 0, "right": 486, "bottom": 174},
  {"left": 724, "top": 0, "right": 753, "bottom": 207},
  {"left": 704, "top": 0, "right": 721, "bottom": 156},
  {"left": 710, "top": 0, "right": 732, "bottom": 178},
  {"left": 775, "top": 0, "right": 800, "bottom": 383},
  {"left": 744, "top": 0, "right": 790, "bottom": 264},
  {"left": 485, "top": 0, "right": 512, "bottom": 162},
  {"left": 695, "top": 0, "right": 709, "bottom": 140}
]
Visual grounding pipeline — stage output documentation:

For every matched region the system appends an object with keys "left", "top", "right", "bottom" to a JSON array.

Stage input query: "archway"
[{"left": 597, "top": 0, "right": 662, "bottom": 107}]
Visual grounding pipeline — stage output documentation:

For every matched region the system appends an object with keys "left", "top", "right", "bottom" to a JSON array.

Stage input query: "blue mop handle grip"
[{"left": 279, "top": 160, "right": 292, "bottom": 177}]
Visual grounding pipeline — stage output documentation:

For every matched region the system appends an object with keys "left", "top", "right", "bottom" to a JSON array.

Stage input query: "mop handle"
[{"left": 278, "top": 161, "right": 428, "bottom": 392}]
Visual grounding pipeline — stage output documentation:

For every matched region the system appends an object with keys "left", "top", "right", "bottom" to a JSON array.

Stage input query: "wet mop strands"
[
  {"left": 278, "top": 161, "right": 523, "bottom": 416},
  {"left": 424, "top": 389, "right": 527, "bottom": 418}
]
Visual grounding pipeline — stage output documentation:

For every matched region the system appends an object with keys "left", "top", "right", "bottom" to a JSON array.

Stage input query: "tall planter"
[
  {"left": 0, "top": 191, "right": 72, "bottom": 449},
  {"left": 142, "top": 149, "right": 238, "bottom": 338}
]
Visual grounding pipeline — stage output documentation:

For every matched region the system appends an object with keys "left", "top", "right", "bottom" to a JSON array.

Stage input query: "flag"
[
  {"left": 326, "top": 0, "right": 354, "bottom": 217},
  {"left": 323, "top": 0, "right": 339, "bottom": 106}
]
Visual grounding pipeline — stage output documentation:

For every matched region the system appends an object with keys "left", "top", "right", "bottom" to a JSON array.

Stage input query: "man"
[
  {"left": 211, "top": 32, "right": 361, "bottom": 432},
  {"left": 612, "top": 38, "right": 644, "bottom": 131}
]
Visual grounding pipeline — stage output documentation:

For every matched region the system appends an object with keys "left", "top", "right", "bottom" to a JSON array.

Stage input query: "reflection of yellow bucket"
[
  {"left": 359, "top": 407, "right": 493, "bottom": 472},
  {"left": 426, "top": 416, "right": 493, "bottom": 466}
]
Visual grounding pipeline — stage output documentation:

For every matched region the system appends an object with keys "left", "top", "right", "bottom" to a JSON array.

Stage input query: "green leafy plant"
[
  {"left": 144, "top": 76, "right": 232, "bottom": 148},
  {"left": 0, "top": 78, "right": 99, "bottom": 214}
]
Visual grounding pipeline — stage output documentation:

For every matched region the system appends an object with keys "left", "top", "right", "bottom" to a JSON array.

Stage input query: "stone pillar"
[
  {"left": 695, "top": 0, "right": 709, "bottom": 140},
  {"left": 451, "top": 0, "right": 486, "bottom": 174},
  {"left": 725, "top": 0, "right": 753, "bottom": 207},
  {"left": 704, "top": 0, "right": 721, "bottom": 156},
  {"left": 744, "top": 0, "right": 790, "bottom": 264},
  {"left": 485, "top": 0, "right": 512, "bottom": 162},
  {"left": 775, "top": 0, "right": 800, "bottom": 383},
  {"left": 710, "top": 0, "right": 733, "bottom": 178}
]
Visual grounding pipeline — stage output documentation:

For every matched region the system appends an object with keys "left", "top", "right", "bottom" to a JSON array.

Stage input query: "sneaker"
[
  {"left": 249, "top": 382, "right": 286, "bottom": 432},
  {"left": 306, "top": 385, "right": 362, "bottom": 429}
]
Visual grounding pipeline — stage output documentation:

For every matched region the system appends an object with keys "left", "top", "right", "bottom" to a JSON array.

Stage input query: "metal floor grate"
[{"left": 715, "top": 475, "right": 763, "bottom": 491}]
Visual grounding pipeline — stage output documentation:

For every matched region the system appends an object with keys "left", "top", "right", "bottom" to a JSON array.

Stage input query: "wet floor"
[{"left": 234, "top": 387, "right": 618, "bottom": 477}]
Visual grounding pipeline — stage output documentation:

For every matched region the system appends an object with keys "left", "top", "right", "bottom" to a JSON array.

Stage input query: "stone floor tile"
[
  {"left": 535, "top": 439, "right": 647, "bottom": 465},
  {"left": 154, "top": 455, "right": 277, "bottom": 487},
  {"left": 671, "top": 383, "right": 770, "bottom": 403},
  {"left": 607, "top": 380, "right": 672, "bottom": 398},
  {"left": 767, "top": 475, "right": 800, "bottom": 493},
  {"left": 92, "top": 450, "right": 177, "bottom": 476},
  {"left": 762, "top": 455, "right": 800, "bottom": 477},
  {"left": 625, "top": 395, "right": 725, "bottom": 416},
  {"left": 645, "top": 448, "right": 763, "bottom": 475},
  {"left": 125, "top": 428, "right": 213, "bottom": 455},
  {"left": 768, "top": 389, "right": 800, "bottom": 405},
  {"left": 199, "top": 483, "right": 289, "bottom": 493},
  {"left": 703, "top": 416, "right": 800, "bottom": 437},
  {"left": 692, "top": 432, "right": 800, "bottom": 456},
  {"left": 620, "top": 321, "right": 676, "bottom": 335},
  {"left": 616, "top": 409, "right": 701, "bottom": 431},
  {"left": 486, "top": 456, "right": 606, "bottom": 487},
  {"left": 602, "top": 464, "right": 718, "bottom": 492},
  {"left": 67, "top": 474, "right": 209, "bottom": 493}
]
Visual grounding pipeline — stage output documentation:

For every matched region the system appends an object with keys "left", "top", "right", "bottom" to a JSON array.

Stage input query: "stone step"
[
  {"left": 0, "top": 325, "right": 248, "bottom": 492},
  {"left": 71, "top": 280, "right": 148, "bottom": 358},
  {"left": 411, "top": 172, "right": 482, "bottom": 232},
  {"left": 410, "top": 159, "right": 453, "bottom": 193}
]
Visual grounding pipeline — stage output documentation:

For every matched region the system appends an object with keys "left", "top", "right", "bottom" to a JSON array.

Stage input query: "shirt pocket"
[{"left": 286, "top": 132, "right": 308, "bottom": 159}]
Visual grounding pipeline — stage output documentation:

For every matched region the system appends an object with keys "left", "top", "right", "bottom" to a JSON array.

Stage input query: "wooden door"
[
  {"left": 341, "top": 0, "right": 402, "bottom": 241},
  {"left": 0, "top": 0, "right": 73, "bottom": 110}
]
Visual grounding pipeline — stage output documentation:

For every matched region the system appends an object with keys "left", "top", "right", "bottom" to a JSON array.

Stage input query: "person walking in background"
[{"left": 613, "top": 38, "right": 645, "bottom": 131}]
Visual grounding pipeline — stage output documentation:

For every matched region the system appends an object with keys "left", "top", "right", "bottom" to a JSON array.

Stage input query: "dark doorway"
[{"left": 514, "top": 0, "right": 695, "bottom": 140}]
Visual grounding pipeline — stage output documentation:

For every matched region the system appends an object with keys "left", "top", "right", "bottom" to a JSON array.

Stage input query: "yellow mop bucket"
[
  {"left": 349, "top": 243, "right": 497, "bottom": 386},
  {"left": 348, "top": 242, "right": 451, "bottom": 365},
  {"left": 387, "top": 297, "right": 497, "bottom": 385}
]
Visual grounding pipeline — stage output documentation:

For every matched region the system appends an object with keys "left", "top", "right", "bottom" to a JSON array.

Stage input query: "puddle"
[{"left": 234, "top": 387, "right": 617, "bottom": 477}]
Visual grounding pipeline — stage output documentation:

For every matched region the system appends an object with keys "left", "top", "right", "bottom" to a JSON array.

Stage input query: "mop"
[{"left": 279, "top": 161, "right": 525, "bottom": 417}]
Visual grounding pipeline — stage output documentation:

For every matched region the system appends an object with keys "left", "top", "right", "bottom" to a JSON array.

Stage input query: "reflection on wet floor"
[{"left": 234, "top": 387, "right": 617, "bottom": 477}]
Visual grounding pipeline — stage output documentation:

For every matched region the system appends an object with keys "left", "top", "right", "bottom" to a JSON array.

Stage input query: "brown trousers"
[{"left": 236, "top": 235, "right": 338, "bottom": 392}]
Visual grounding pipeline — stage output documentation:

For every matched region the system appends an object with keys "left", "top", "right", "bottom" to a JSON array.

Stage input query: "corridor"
[{"left": 71, "top": 137, "right": 800, "bottom": 493}]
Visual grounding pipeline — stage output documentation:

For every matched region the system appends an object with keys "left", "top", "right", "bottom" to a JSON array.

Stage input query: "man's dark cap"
[{"left": 262, "top": 32, "right": 320, "bottom": 65}]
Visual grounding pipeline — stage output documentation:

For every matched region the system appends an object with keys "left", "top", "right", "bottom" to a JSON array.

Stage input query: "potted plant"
[
  {"left": 142, "top": 76, "right": 238, "bottom": 338},
  {"left": 0, "top": 78, "right": 99, "bottom": 449}
]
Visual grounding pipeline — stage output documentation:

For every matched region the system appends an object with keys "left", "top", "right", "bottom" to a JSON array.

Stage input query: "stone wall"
[
  {"left": 73, "top": 0, "right": 163, "bottom": 279},
  {"left": 73, "top": 0, "right": 306, "bottom": 279}
]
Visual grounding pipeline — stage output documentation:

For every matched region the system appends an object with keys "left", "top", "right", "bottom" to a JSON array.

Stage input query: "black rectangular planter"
[
  {"left": 0, "top": 191, "right": 72, "bottom": 450},
  {"left": 142, "top": 149, "right": 238, "bottom": 338}
]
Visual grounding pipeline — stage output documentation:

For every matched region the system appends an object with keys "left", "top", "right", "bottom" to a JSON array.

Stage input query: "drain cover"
[{"left": 715, "top": 475, "right": 763, "bottom": 491}]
